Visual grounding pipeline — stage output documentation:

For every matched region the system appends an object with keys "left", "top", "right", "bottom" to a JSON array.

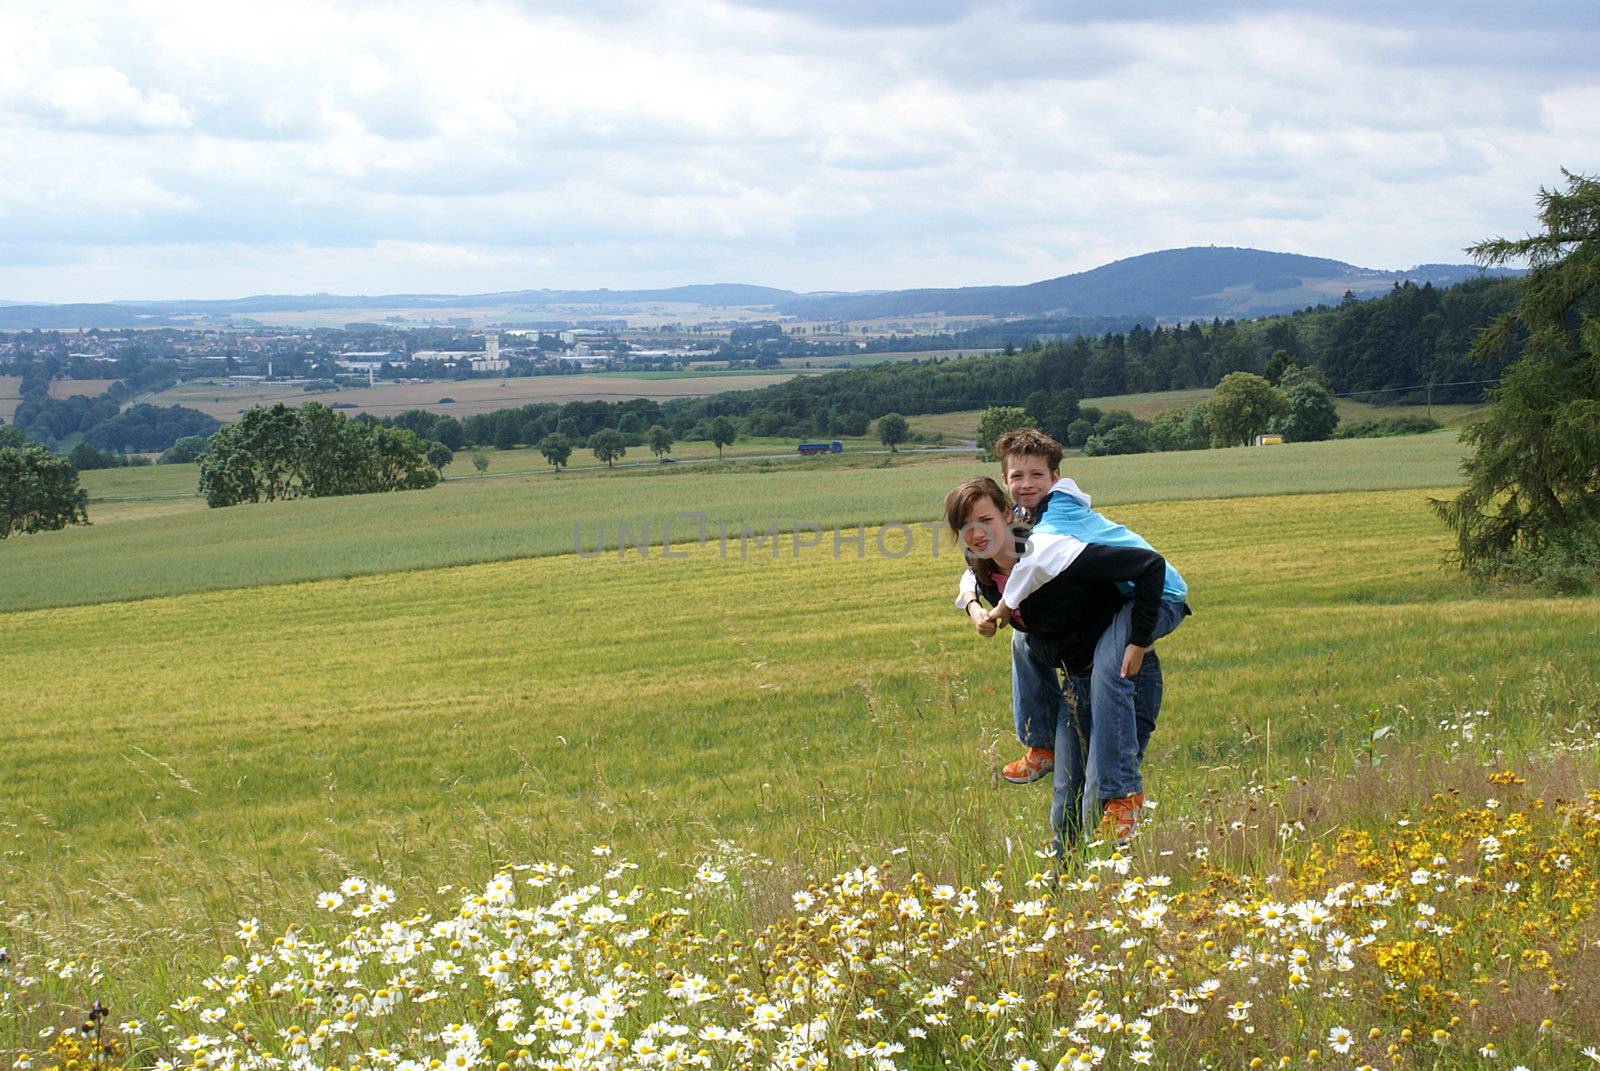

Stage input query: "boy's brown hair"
[{"left": 993, "top": 427, "right": 1063, "bottom": 473}]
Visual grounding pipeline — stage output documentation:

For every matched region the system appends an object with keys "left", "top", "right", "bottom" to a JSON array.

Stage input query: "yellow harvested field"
[
  {"left": 1, "top": 376, "right": 120, "bottom": 420},
  {"left": 50, "top": 377, "right": 118, "bottom": 398},
  {"left": 150, "top": 371, "right": 804, "bottom": 420}
]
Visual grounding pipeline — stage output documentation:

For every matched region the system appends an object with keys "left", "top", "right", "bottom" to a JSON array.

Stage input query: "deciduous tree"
[
  {"left": 1203, "top": 372, "right": 1289, "bottom": 447},
  {"left": 539, "top": 432, "right": 574, "bottom": 470},
  {"left": 1, "top": 441, "right": 89, "bottom": 537},
  {"left": 197, "top": 403, "right": 438, "bottom": 507},
  {"left": 1275, "top": 366, "right": 1340, "bottom": 442},
  {"left": 647, "top": 424, "right": 674, "bottom": 460},
  {"left": 590, "top": 428, "right": 626, "bottom": 468},
  {"left": 709, "top": 415, "right": 737, "bottom": 460},
  {"left": 975, "top": 406, "right": 1032, "bottom": 460},
  {"left": 876, "top": 412, "right": 908, "bottom": 452}
]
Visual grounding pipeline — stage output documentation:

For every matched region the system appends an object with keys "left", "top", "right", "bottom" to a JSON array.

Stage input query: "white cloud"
[
  {"left": 0, "top": 0, "right": 1594, "bottom": 301},
  {"left": 38, "top": 65, "right": 192, "bottom": 130}
]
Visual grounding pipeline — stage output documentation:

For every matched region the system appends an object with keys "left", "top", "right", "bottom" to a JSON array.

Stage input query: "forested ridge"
[
  {"left": 660, "top": 277, "right": 1521, "bottom": 437},
  {"left": 433, "top": 276, "right": 1519, "bottom": 451}
]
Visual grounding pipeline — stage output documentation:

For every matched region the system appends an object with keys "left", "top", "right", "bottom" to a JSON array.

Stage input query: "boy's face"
[{"left": 1002, "top": 453, "right": 1058, "bottom": 510}]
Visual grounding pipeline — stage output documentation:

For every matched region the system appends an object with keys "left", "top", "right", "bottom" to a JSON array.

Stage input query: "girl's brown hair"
[{"left": 943, "top": 476, "right": 1011, "bottom": 587}]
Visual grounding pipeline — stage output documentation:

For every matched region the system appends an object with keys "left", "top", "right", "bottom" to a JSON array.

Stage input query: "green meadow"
[
  {"left": 3, "top": 429, "right": 1596, "bottom": 1066},
  {"left": 6, "top": 483, "right": 1596, "bottom": 919},
  {"left": 9, "top": 432, "right": 1471, "bottom": 612}
]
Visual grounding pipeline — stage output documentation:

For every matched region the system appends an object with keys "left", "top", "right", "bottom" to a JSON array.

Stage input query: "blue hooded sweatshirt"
[{"left": 1031, "top": 477, "right": 1188, "bottom": 603}]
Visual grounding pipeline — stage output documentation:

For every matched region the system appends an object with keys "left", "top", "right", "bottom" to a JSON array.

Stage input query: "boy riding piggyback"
[{"left": 986, "top": 428, "right": 1192, "bottom": 839}]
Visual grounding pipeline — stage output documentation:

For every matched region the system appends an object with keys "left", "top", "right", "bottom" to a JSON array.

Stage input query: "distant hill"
[
  {"left": 774, "top": 247, "right": 1522, "bottom": 321},
  {"left": 114, "top": 282, "right": 797, "bottom": 315},
  {"left": 0, "top": 249, "right": 1520, "bottom": 329}
]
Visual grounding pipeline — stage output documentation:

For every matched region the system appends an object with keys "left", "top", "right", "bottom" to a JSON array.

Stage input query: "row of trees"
[
  {"left": 973, "top": 364, "right": 1344, "bottom": 459},
  {"left": 966, "top": 365, "right": 1356, "bottom": 461},
  {"left": 197, "top": 403, "right": 440, "bottom": 507}
]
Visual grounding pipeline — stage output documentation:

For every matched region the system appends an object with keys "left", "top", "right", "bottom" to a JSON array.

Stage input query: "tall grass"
[{"left": 2, "top": 485, "right": 1597, "bottom": 1065}]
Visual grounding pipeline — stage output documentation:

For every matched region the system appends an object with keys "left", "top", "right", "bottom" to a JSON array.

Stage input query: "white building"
[{"left": 471, "top": 334, "right": 508, "bottom": 372}]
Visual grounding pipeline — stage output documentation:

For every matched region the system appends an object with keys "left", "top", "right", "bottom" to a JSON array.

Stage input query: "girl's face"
[{"left": 961, "top": 497, "right": 1010, "bottom": 558}]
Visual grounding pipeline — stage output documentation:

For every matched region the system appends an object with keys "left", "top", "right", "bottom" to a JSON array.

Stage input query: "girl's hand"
[
  {"left": 985, "top": 604, "right": 1012, "bottom": 630},
  {"left": 968, "top": 602, "right": 997, "bottom": 637}
]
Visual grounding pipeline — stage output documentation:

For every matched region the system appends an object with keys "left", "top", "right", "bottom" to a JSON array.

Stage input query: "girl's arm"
[{"left": 989, "top": 530, "right": 1088, "bottom": 616}]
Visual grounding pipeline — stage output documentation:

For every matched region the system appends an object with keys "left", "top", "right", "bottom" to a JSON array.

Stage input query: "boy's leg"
[
  {"left": 1089, "top": 601, "right": 1187, "bottom": 803},
  {"left": 1075, "top": 655, "right": 1162, "bottom": 830},
  {"left": 1006, "top": 629, "right": 1063, "bottom": 783}
]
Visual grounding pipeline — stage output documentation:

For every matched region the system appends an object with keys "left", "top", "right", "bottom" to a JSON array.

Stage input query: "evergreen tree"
[{"left": 1433, "top": 170, "right": 1600, "bottom": 588}]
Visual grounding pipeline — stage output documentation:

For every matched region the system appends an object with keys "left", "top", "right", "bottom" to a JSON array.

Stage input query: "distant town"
[{"left": 0, "top": 320, "right": 866, "bottom": 388}]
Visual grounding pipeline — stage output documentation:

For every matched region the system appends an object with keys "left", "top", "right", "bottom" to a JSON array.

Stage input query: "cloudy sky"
[{"left": 0, "top": 1, "right": 1595, "bottom": 302}]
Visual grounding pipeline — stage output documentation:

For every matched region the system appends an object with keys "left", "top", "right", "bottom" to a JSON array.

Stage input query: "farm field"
[
  {"left": 777, "top": 347, "right": 997, "bottom": 368},
  {"left": 69, "top": 437, "right": 918, "bottom": 525},
  {"left": 3, "top": 480, "right": 1597, "bottom": 1065},
  {"left": 7, "top": 432, "right": 1474, "bottom": 612},
  {"left": 148, "top": 369, "right": 809, "bottom": 420},
  {"left": 0, "top": 375, "right": 119, "bottom": 420}
]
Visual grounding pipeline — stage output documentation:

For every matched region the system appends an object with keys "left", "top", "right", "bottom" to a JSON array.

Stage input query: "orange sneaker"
[
  {"left": 1002, "top": 747, "right": 1055, "bottom": 784},
  {"left": 1100, "top": 792, "right": 1145, "bottom": 842}
]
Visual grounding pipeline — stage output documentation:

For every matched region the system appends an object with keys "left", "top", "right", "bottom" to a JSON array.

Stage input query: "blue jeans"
[
  {"left": 1086, "top": 599, "right": 1188, "bottom": 800},
  {"left": 1011, "top": 621, "right": 1168, "bottom": 842},
  {"left": 1050, "top": 652, "right": 1166, "bottom": 851}
]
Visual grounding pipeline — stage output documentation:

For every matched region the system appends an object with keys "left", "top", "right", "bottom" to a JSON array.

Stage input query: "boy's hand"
[
  {"left": 967, "top": 602, "right": 997, "bottom": 637},
  {"left": 985, "top": 604, "right": 1012, "bottom": 630},
  {"left": 1121, "top": 643, "right": 1151, "bottom": 679}
]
